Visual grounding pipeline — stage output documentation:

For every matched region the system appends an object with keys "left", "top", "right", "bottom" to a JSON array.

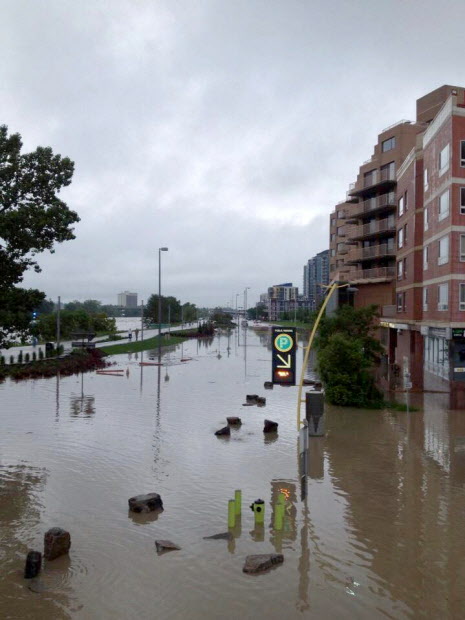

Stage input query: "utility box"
[{"left": 306, "top": 390, "right": 325, "bottom": 436}]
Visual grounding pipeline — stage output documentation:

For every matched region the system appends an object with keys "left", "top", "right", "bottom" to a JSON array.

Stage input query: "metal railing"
[
  {"left": 346, "top": 215, "right": 396, "bottom": 238},
  {"left": 363, "top": 166, "right": 396, "bottom": 188},
  {"left": 347, "top": 243, "right": 396, "bottom": 262},
  {"left": 351, "top": 266, "right": 396, "bottom": 281},
  {"left": 351, "top": 192, "right": 396, "bottom": 218}
]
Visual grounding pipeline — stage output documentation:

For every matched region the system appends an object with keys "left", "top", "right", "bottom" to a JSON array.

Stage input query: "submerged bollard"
[
  {"left": 306, "top": 390, "right": 325, "bottom": 437},
  {"left": 228, "top": 500, "right": 236, "bottom": 528},
  {"left": 273, "top": 503, "right": 284, "bottom": 531},
  {"left": 250, "top": 499, "right": 265, "bottom": 525},
  {"left": 234, "top": 490, "right": 242, "bottom": 516},
  {"left": 24, "top": 551, "right": 42, "bottom": 579}
]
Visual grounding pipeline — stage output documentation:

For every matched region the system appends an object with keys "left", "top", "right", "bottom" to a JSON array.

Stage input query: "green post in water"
[
  {"left": 228, "top": 499, "right": 236, "bottom": 528},
  {"left": 277, "top": 492, "right": 286, "bottom": 505},
  {"left": 252, "top": 499, "right": 265, "bottom": 526},
  {"left": 234, "top": 490, "right": 242, "bottom": 516},
  {"left": 274, "top": 503, "right": 284, "bottom": 530}
]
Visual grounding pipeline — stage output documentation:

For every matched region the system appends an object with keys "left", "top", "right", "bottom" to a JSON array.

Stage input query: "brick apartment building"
[{"left": 329, "top": 85, "right": 465, "bottom": 408}]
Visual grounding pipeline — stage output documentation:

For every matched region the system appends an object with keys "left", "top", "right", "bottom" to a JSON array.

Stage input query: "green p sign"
[{"left": 272, "top": 327, "right": 296, "bottom": 385}]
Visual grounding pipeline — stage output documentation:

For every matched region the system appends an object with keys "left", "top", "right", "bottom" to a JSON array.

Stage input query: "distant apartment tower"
[
  {"left": 329, "top": 84, "right": 465, "bottom": 408},
  {"left": 303, "top": 250, "right": 329, "bottom": 310},
  {"left": 267, "top": 283, "right": 298, "bottom": 320},
  {"left": 117, "top": 291, "right": 138, "bottom": 308}
]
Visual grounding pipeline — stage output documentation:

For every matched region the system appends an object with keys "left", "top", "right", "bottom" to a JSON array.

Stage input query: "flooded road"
[{"left": 1, "top": 328, "right": 465, "bottom": 619}]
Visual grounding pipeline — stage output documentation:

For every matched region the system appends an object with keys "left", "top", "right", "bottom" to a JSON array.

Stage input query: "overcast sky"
[{"left": 2, "top": 0, "right": 465, "bottom": 307}]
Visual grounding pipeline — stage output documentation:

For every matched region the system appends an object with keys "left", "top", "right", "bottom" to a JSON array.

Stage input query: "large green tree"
[{"left": 0, "top": 125, "right": 79, "bottom": 347}]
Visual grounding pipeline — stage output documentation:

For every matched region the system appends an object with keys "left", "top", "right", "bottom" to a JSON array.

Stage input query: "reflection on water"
[{"left": 1, "top": 328, "right": 465, "bottom": 618}]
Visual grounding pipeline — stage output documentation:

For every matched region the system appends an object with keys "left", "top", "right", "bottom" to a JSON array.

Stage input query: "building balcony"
[
  {"left": 350, "top": 266, "right": 396, "bottom": 282},
  {"left": 381, "top": 304, "right": 396, "bottom": 318},
  {"left": 346, "top": 216, "right": 396, "bottom": 241},
  {"left": 349, "top": 169, "right": 397, "bottom": 198},
  {"left": 337, "top": 244, "right": 349, "bottom": 255},
  {"left": 346, "top": 243, "right": 396, "bottom": 263},
  {"left": 349, "top": 192, "right": 396, "bottom": 219}
]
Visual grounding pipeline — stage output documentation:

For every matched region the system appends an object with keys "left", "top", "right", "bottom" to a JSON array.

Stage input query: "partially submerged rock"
[
  {"left": 24, "top": 551, "right": 42, "bottom": 579},
  {"left": 264, "top": 381, "right": 273, "bottom": 389},
  {"left": 256, "top": 397, "right": 266, "bottom": 407},
  {"left": 227, "top": 417, "right": 242, "bottom": 426},
  {"left": 128, "top": 493, "right": 163, "bottom": 513},
  {"left": 263, "top": 419, "right": 278, "bottom": 433},
  {"left": 44, "top": 528, "right": 71, "bottom": 561},
  {"left": 215, "top": 426, "right": 231, "bottom": 436},
  {"left": 246, "top": 394, "right": 259, "bottom": 404},
  {"left": 243, "top": 554, "right": 284, "bottom": 574},
  {"left": 203, "top": 532, "right": 233, "bottom": 541},
  {"left": 155, "top": 540, "right": 181, "bottom": 553}
]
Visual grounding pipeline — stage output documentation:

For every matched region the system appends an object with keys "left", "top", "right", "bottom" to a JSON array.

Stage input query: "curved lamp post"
[{"left": 296, "top": 280, "right": 357, "bottom": 430}]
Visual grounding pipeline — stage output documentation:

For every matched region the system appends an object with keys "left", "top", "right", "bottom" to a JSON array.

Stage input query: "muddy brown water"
[{"left": 1, "top": 329, "right": 465, "bottom": 619}]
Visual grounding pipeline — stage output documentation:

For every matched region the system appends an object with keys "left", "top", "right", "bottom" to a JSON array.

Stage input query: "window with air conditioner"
[
  {"left": 439, "top": 143, "right": 450, "bottom": 176},
  {"left": 397, "top": 293, "right": 404, "bottom": 312},
  {"left": 460, "top": 283, "right": 465, "bottom": 311},
  {"left": 438, "top": 235, "right": 449, "bottom": 265},
  {"left": 423, "top": 287, "right": 428, "bottom": 311},
  {"left": 438, "top": 283, "right": 449, "bottom": 311},
  {"left": 438, "top": 190, "right": 449, "bottom": 221},
  {"left": 423, "top": 245, "right": 429, "bottom": 270}
]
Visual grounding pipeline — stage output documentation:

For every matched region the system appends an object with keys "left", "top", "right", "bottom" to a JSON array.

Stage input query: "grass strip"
[{"left": 101, "top": 334, "right": 187, "bottom": 355}]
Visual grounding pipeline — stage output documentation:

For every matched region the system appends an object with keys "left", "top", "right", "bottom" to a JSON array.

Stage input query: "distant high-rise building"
[
  {"left": 266, "top": 283, "right": 298, "bottom": 320},
  {"left": 303, "top": 250, "right": 329, "bottom": 310},
  {"left": 117, "top": 291, "right": 138, "bottom": 308}
]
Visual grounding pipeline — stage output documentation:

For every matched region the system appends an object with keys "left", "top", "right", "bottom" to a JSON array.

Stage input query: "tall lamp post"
[
  {"left": 244, "top": 287, "right": 250, "bottom": 321},
  {"left": 158, "top": 247, "right": 168, "bottom": 357}
]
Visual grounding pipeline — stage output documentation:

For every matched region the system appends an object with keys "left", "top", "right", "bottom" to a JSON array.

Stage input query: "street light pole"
[
  {"left": 244, "top": 287, "right": 250, "bottom": 321},
  {"left": 158, "top": 247, "right": 168, "bottom": 357}
]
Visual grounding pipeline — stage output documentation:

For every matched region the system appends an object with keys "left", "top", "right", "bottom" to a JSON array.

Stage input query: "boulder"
[
  {"left": 246, "top": 394, "right": 258, "bottom": 404},
  {"left": 215, "top": 426, "right": 231, "bottom": 436},
  {"left": 243, "top": 554, "right": 284, "bottom": 574},
  {"left": 226, "top": 417, "right": 242, "bottom": 426},
  {"left": 43, "top": 528, "right": 71, "bottom": 561},
  {"left": 155, "top": 540, "right": 181, "bottom": 553},
  {"left": 264, "top": 381, "right": 273, "bottom": 389},
  {"left": 256, "top": 397, "right": 266, "bottom": 406},
  {"left": 263, "top": 419, "right": 278, "bottom": 433},
  {"left": 203, "top": 532, "right": 233, "bottom": 541},
  {"left": 24, "top": 551, "right": 42, "bottom": 579},
  {"left": 128, "top": 493, "right": 163, "bottom": 513}
]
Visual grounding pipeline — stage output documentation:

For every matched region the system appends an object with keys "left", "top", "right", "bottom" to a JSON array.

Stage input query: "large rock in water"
[
  {"left": 226, "top": 417, "right": 241, "bottom": 426},
  {"left": 215, "top": 426, "right": 231, "bottom": 436},
  {"left": 44, "top": 528, "right": 71, "bottom": 561},
  {"left": 263, "top": 419, "right": 278, "bottom": 433},
  {"left": 243, "top": 554, "right": 284, "bottom": 574},
  {"left": 24, "top": 551, "right": 42, "bottom": 578},
  {"left": 155, "top": 540, "right": 181, "bottom": 553},
  {"left": 128, "top": 493, "right": 163, "bottom": 513}
]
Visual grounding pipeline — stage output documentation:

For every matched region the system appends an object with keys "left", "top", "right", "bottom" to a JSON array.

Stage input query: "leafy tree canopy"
[{"left": 0, "top": 125, "right": 78, "bottom": 347}]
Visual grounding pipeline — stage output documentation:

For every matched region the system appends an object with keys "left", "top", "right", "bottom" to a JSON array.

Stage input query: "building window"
[
  {"left": 423, "top": 245, "right": 429, "bottom": 270},
  {"left": 398, "top": 227, "right": 404, "bottom": 249},
  {"left": 424, "top": 206, "right": 429, "bottom": 231},
  {"left": 380, "top": 161, "right": 395, "bottom": 181},
  {"left": 461, "top": 140, "right": 465, "bottom": 167},
  {"left": 397, "top": 260, "right": 403, "bottom": 280},
  {"left": 438, "top": 189, "right": 449, "bottom": 221},
  {"left": 330, "top": 233, "right": 335, "bottom": 242},
  {"left": 404, "top": 223, "right": 408, "bottom": 243},
  {"left": 461, "top": 188, "right": 465, "bottom": 214},
  {"left": 461, "top": 235, "right": 465, "bottom": 261},
  {"left": 398, "top": 195, "right": 404, "bottom": 217},
  {"left": 438, "top": 282, "right": 449, "bottom": 311},
  {"left": 423, "top": 287, "right": 428, "bottom": 311},
  {"left": 404, "top": 190, "right": 408, "bottom": 210},
  {"left": 382, "top": 137, "right": 396, "bottom": 152},
  {"left": 396, "top": 292, "right": 405, "bottom": 312},
  {"left": 439, "top": 143, "right": 450, "bottom": 176},
  {"left": 424, "top": 168, "right": 428, "bottom": 190},
  {"left": 337, "top": 226, "right": 345, "bottom": 236},
  {"left": 403, "top": 257, "right": 407, "bottom": 277},
  {"left": 331, "top": 249, "right": 336, "bottom": 257},
  {"left": 438, "top": 235, "right": 449, "bottom": 265},
  {"left": 364, "top": 169, "right": 377, "bottom": 187},
  {"left": 424, "top": 335, "right": 449, "bottom": 379},
  {"left": 460, "top": 284, "right": 465, "bottom": 311}
]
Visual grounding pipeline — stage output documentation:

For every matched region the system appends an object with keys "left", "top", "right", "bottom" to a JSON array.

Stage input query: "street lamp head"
[{"left": 160, "top": 247, "right": 168, "bottom": 252}]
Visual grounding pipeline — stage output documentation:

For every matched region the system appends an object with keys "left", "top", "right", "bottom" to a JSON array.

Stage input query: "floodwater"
[{"left": 1, "top": 328, "right": 465, "bottom": 619}]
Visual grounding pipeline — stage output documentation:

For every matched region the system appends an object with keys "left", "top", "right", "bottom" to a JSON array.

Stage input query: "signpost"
[{"left": 272, "top": 327, "right": 296, "bottom": 385}]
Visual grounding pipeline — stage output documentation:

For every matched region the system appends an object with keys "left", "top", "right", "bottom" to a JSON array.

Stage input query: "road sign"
[{"left": 272, "top": 327, "right": 296, "bottom": 385}]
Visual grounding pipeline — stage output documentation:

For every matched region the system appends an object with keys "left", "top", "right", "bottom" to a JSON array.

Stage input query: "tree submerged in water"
[{"left": 316, "top": 304, "right": 384, "bottom": 408}]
